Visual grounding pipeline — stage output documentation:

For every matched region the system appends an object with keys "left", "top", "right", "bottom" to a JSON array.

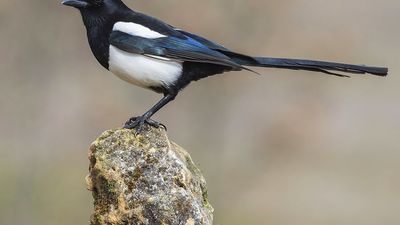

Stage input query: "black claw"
[
  {"left": 123, "top": 116, "right": 166, "bottom": 131},
  {"left": 124, "top": 117, "right": 139, "bottom": 129}
]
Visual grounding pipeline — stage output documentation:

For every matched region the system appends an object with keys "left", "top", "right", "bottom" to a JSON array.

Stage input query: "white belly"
[{"left": 108, "top": 45, "right": 183, "bottom": 89}]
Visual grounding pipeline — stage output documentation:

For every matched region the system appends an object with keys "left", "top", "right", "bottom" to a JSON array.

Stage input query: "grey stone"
[{"left": 86, "top": 125, "right": 213, "bottom": 225}]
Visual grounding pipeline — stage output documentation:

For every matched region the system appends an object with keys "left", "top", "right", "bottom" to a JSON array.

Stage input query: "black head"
[
  {"left": 63, "top": 0, "right": 129, "bottom": 27},
  {"left": 62, "top": 0, "right": 128, "bottom": 14}
]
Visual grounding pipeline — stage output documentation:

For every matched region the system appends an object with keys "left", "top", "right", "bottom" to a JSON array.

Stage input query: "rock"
[{"left": 86, "top": 125, "right": 213, "bottom": 225}]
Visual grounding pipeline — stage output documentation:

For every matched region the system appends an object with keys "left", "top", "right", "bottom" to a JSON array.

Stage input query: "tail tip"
[{"left": 372, "top": 67, "right": 388, "bottom": 77}]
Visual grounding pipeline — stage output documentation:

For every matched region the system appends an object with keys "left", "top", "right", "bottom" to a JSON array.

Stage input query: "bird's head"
[
  {"left": 63, "top": 0, "right": 128, "bottom": 25},
  {"left": 62, "top": 0, "right": 127, "bottom": 13}
]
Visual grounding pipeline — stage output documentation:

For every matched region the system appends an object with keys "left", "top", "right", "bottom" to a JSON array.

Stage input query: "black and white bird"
[{"left": 62, "top": 0, "right": 388, "bottom": 130}]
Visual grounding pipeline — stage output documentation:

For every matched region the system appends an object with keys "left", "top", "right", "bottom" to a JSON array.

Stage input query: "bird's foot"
[{"left": 124, "top": 116, "right": 166, "bottom": 132}]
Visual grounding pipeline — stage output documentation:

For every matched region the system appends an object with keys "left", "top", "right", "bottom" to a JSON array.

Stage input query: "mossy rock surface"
[{"left": 86, "top": 125, "right": 213, "bottom": 225}]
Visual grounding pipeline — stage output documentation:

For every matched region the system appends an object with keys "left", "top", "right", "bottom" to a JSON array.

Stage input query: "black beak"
[{"left": 62, "top": 0, "right": 90, "bottom": 8}]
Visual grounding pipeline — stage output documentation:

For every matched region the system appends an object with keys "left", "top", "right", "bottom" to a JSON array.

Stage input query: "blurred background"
[{"left": 0, "top": 0, "right": 399, "bottom": 224}]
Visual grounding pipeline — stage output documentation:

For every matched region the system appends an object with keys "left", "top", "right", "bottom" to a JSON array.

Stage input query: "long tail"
[
  {"left": 252, "top": 57, "right": 388, "bottom": 77},
  {"left": 220, "top": 51, "right": 388, "bottom": 77}
]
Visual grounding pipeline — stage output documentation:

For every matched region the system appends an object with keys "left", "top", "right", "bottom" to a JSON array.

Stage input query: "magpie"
[{"left": 62, "top": 0, "right": 388, "bottom": 130}]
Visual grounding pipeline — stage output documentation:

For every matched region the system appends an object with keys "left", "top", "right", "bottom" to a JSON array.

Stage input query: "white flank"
[
  {"left": 109, "top": 45, "right": 182, "bottom": 89},
  {"left": 113, "top": 22, "right": 166, "bottom": 39}
]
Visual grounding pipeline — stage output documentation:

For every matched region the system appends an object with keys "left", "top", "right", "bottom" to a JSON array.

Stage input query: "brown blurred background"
[{"left": 0, "top": 0, "right": 399, "bottom": 224}]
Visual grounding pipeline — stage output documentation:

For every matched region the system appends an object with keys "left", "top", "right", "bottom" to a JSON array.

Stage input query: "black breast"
[{"left": 82, "top": 15, "right": 116, "bottom": 70}]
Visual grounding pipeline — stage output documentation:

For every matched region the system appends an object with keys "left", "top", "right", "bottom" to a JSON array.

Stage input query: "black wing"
[
  {"left": 109, "top": 30, "right": 254, "bottom": 72},
  {"left": 176, "top": 29, "right": 263, "bottom": 66}
]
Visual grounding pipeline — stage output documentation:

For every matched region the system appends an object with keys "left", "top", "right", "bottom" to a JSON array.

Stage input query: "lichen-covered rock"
[{"left": 86, "top": 125, "right": 213, "bottom": 225}]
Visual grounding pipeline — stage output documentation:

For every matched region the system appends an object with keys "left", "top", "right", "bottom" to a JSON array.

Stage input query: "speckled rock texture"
[{"left": 86, "top": 125, "right": 213, "bottom": 225}]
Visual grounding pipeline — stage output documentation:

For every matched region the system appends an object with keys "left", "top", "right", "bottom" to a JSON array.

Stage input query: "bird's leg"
[{"left": 124, "top": 92, "right": 177, "bottom": 131}]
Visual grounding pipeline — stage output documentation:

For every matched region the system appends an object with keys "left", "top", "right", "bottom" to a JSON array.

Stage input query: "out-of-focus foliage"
[{"left": 0, "top": 0, "right": 398, "bottom": 225}]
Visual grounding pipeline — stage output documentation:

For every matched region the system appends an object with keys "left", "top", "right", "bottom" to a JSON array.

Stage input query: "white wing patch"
[
  {"left": 144, "top": 54, "right": 172, "bottom": 61},
  {"left": 109, "top": 46, "right": 182, "bottom": 89},
  {"left": 113, "top": 22, "right": 166, "bottom": 39}
]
